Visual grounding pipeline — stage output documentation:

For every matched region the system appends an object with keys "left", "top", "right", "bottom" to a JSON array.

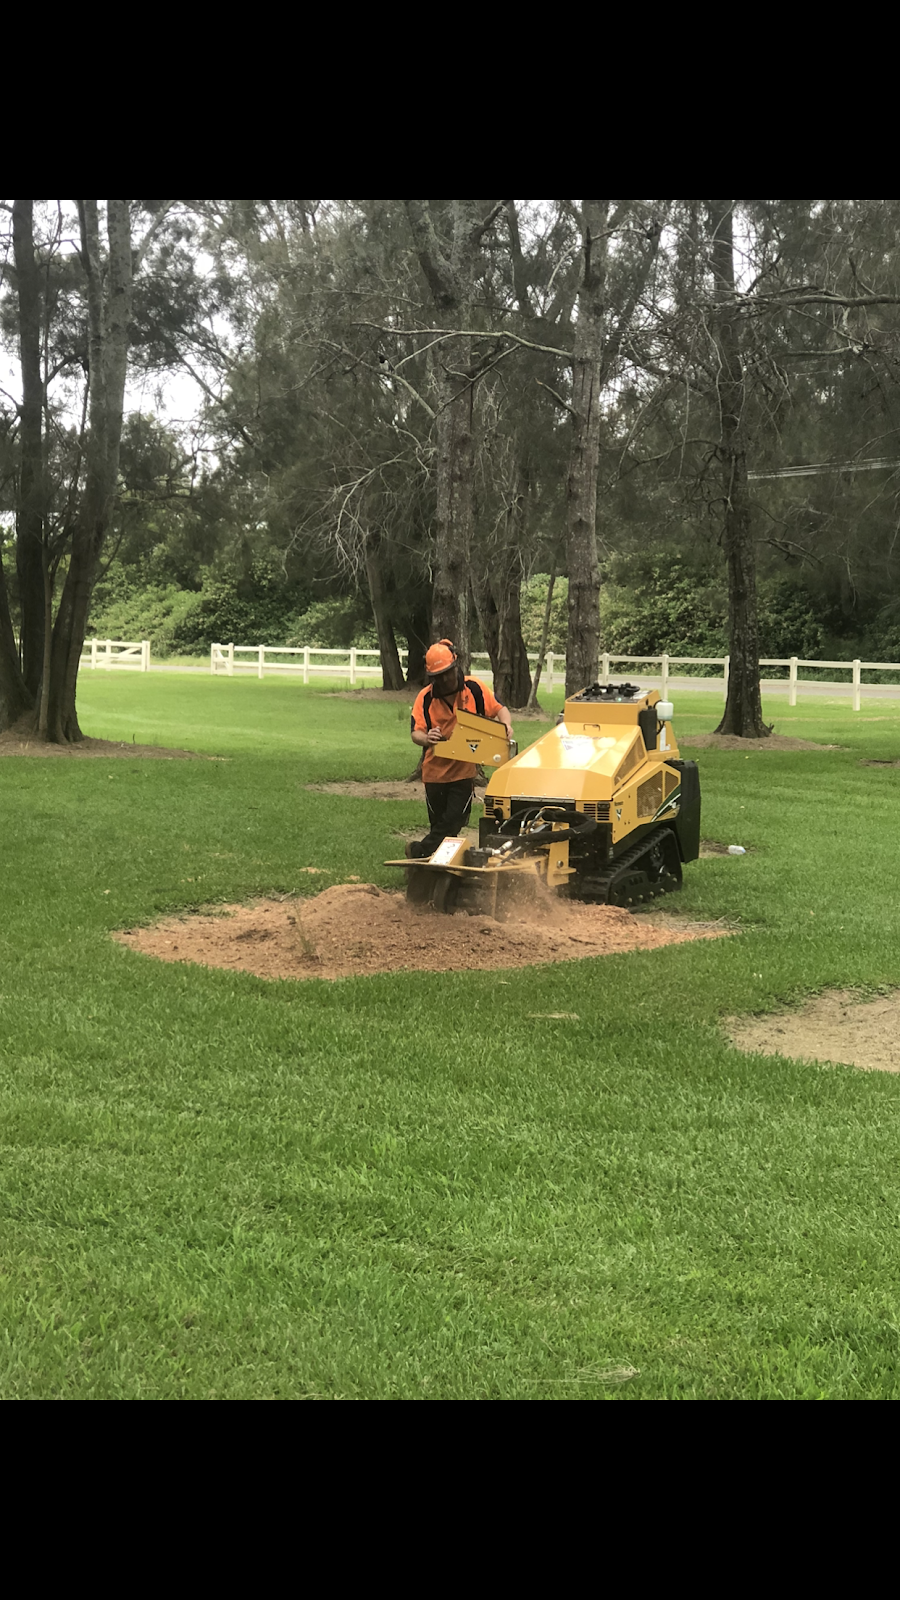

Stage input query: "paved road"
[
  {"left": 626, "top": 675, "right": 900, "bottom": 704},
  {"left": 99, "top": 662, "right": 900, "bottom": 704}
]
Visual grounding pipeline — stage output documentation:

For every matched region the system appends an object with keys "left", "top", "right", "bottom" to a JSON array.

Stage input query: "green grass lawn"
[{"left": 4, "top": 672, "right": 900, "bottom": 1398}]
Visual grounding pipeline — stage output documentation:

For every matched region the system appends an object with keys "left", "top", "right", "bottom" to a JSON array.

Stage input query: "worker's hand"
[{"left": 426, "top": 728, "right": 444, "bottom": 744}]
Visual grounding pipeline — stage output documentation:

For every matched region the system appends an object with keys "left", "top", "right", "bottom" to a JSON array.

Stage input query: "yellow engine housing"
[{"left": 484, "top": 687, "right": 682, "bottom": 844}]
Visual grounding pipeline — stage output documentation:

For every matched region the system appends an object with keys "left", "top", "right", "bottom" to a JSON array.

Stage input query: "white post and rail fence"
[
  {"left": 209, "top": 643, "right": 405, "bottom": 683},
  {"left": 80, "top": 639, "right": 151, "bottom": 671},
  {"left": 209, "top": 642, "right": 881, "bottom": 709},
  {"left": 72, "top": 636, "right": 892, "bottom": 710}
]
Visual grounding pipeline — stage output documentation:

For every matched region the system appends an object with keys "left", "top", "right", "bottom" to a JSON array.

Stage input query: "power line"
[{"left": 749, "top": 457, "right": 900, "bottom": 480}]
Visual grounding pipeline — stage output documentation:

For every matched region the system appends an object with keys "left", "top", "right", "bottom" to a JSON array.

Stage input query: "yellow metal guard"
[{"left": 435, "top": 707, "right": 513, "bottom": 767}]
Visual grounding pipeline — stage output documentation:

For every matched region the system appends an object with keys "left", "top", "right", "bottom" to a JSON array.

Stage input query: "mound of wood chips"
[{"left": 115, "top": 881, "right": 727, "bottom": 981}]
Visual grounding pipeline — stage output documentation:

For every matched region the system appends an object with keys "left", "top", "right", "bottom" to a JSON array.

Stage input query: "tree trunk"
[
  {"left": 404, "top": 595, "right": 431, "bottom": 688},
  {"left": 707, "top": 202, "right": 769, "bottom": 739},
  {"left": 494, "top": 568, "right": 532, "bottom": 708},
  {"left": 364, "top": 534, "right": 405, "bottom": 690},
  {"left": 471, "top": 563, "right": 500, "bottom": 673},
  {"left": 45, "top": 200, "right": 133, "bottom": 742},
  {"left": 495, "top": 466, "right": 532, "bottom": 707},
  {"left": 405, "top": 201, "right": 498, "bottom": 666},
  {"left": 564, "top": 200, "right": 608, "bottom": 697},
  {"left": 526, "top": 560, "right": 558, "bottom": 712},
  {"left": 0, "top": 552, "right": 30, "bottom": 729},
  {"left": 431, "top": 335, "right": 474, "bottom": 662},
  {"left": 12, "top": 199, "right": 46, "bottom": 699}
]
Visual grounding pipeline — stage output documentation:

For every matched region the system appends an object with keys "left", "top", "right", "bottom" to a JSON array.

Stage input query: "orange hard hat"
[{"left": 425, "top": 639, "right": 457, "bottom": 676}]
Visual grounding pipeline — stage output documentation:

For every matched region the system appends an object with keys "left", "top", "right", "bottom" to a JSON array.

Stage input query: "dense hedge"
[{"left": 87, "top": 558, "right": 847, "bottom": 666}]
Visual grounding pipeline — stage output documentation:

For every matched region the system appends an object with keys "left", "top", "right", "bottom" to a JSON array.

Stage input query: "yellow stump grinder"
[{"left": 386, "top": 681, "right": 700, "bottom": 917}]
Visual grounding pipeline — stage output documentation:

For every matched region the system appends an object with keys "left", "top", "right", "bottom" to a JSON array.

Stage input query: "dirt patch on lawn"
[
  {"left": 860, "top": 759, "right": 900, "bottom": 767},
  {"left": 681, "top": 732, "right": 843, "bottom": 752},
  {"left": 0, "top": 725, "right": 214, "bottom": 760},
  {"left": 306, "top": 779, "right": 489, "bottom": 802},
  {"left": 325, "top": 689, "right": 548, "bottom": 718},
  {"left": 326, "top": 689, "right": 427, "bottom": 703},
  {"left": 115, "top": 881, "right": 729, "bottom": 982},
  {"left": 726, "top": 989, "right": 900, "bottom": 1072}
]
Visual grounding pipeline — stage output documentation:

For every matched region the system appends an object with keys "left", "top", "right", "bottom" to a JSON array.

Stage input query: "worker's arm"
[
  {"left": 494, "top": 705, "right": 514, "bottom": 741},
  {"left": 479, "top": 682, "right": 514, "bottom": 743},
  {"left": 411, "top": 726, "right": 444, "bottom": 747}
]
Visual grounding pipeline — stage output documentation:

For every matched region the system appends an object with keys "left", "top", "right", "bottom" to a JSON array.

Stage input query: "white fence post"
[
  {"left": 91, "top": 639, "right": 98, "bottom": 669},
  {"left": 199, "top": 645, "right": 900, "bottom": 704},
  {"left": 142, "top": 640, "right": 150, "bottom": 672},
  {"left": 105, "top": 639, "right": 112, "bottom": 669}
]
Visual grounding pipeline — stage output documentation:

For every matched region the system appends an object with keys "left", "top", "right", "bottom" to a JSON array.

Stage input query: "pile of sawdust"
[
  {"left": 0, "top": 733, "right": 211, "bottom": 759},
  {"left": 308, "top": 780, "right": 425, "bottom": 800},
  {"left": 0, "top": 714, "right": 216, "bottom": 759},
  {"left": 307, "top": 780, "right": 488, "bottom": 803},
  {"left": 726, "top": 989, "right": 900, "bottom": 1073},
  {"left": 115, "top": 881, "right": 728, "bottom": 982},
  {"left": 681, "top": 732, "right": 842, "bottom": 751},
  {"left": 326, "top": 689, "right": 547, "bottom": 718},
  {"left": 326, "top": 689, "right": 429, "bottom": 703}
]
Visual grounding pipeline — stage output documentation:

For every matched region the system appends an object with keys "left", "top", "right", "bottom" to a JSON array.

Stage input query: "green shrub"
[
  {"left": 756, "top": 578, "right": 826, "bottom": 659},
  {"left": 169, "top": 562, "right": 311, "bottom": 655},
  {"left": 520, "top": 574, "right": 568, "bottom": 654},
  {"left": 285, "top": 595, "right": 377, "bottom": 650},
  {"left": 600, "top": 560, "right": 727, "bottom": 659},
  {"left": 88, "top": 584, "right": 199, "bottom": 658}
]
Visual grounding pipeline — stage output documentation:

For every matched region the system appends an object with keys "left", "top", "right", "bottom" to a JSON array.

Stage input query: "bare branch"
[
  {"left": 470, "top": 199, "right": 510, "bottom": 246},
  {"left": 132, "top": 202, "right": 176, "bottom": 270},
  {"left": 403, "top": 201, "right": 457, "bottom": 311},
  {"left": 354, "top": 322, "right": 573, "bottom": 362},
  {"left": 535, "top": 379, "right": 577, "bottom": 419}
]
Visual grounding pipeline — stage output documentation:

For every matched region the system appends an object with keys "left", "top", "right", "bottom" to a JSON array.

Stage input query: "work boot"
[{"left": 405, "top": 841, "right": 422, "bottom": 859}]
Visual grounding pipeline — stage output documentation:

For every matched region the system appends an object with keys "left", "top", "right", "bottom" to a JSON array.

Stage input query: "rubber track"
[{"left": 584, "top": 827, "right": 679, "bottom": 906}]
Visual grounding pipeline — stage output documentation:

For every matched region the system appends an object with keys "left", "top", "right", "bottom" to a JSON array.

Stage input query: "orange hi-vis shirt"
[{"left": 411, "top": 678, "right": 504, "bottom": 783}]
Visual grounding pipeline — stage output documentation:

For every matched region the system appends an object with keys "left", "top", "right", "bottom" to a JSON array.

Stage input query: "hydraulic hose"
[{"left": 528, "top": 807, "right": 598, "bottom": 843}]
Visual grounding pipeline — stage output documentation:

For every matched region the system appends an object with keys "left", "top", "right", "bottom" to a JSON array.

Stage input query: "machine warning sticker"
[
  {"left": 467, "top": 740, "right": 480, "bottom": 752},
  {"left": 430, "top": 837, "right": 466, "bottom": 866}
]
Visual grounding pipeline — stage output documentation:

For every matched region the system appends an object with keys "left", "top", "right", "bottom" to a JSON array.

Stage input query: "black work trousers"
[{"left": 413, "top": 779, "right": 475, "bottom": 858}]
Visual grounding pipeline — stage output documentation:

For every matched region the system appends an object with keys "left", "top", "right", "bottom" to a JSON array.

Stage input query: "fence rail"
[
  {"left": 81, "top": 638, "right": 150, "bottom": 671},
  {"left": 210, "top": 643, "right": 410, "bottom": 682},
  {"left": 597, "top": 652, "right": 886, "bottom": 710},
  {"left": 207, "top": 643, "right": 900, "bottom": 710},
  {"left": 209, "top": 644, "right": 573, "bottom": 686}
]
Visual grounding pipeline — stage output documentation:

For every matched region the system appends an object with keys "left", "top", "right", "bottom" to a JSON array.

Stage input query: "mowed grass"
[{"left": 4, "top": 673, "right": 900, "bottom": 1397}]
